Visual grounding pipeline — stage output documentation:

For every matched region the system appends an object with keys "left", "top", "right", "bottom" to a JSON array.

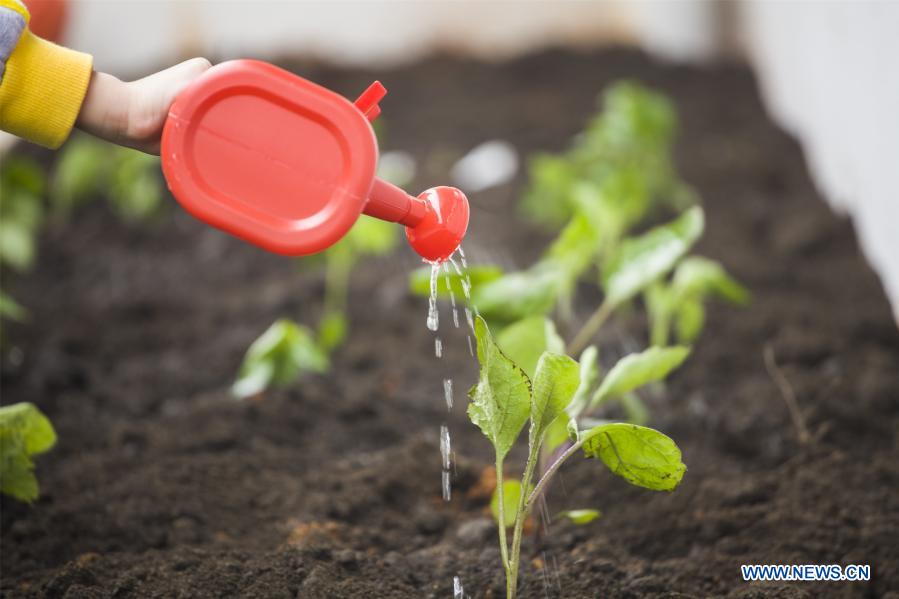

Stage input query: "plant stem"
[
  {"left": 507, "top": 441, "right": 541, "bottom": 599},
  {"left": 494, "top": 457, "right": 512, "bottom": 593},
  {"left": 567, "top": 300, "right": 613, "bottom": 356},
  {"left": 525, "top": 438, "right": 587, "bottom": 513},
  {"left": 649, "top": 306, "right": 670, "bottom": 347},
  {"left": 324, "top": 255, "right": 351, "bottom": 317}
]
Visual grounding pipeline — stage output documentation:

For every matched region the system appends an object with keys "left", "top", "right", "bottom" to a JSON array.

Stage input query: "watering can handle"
[
  {"left": 354, "top": 81, "right": 386, "bottom": 122},
  {"left": 352, "top": 82, "right": 427, "bottom": 228}
]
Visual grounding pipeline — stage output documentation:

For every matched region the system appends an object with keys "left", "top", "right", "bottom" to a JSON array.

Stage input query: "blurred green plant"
[
  {"left": 1, "top": 136, "right": 166, "bottom": 339},
  {"left": 522, "top": 81, "right": 695, "bottom": 230},
  {"left": 644, "top": 256, "right": 750, "bottom": 346},
  {"left": 53, "top": 134, "right": 164, "bottom": 222},
  {"left": 1, "top": 136, "right": 166, "bottom": 503},
  {"left": 0, "top": 402, "right": 57, "bottom": 502},
  {"left": 0, "top": 156, "right": 46, "bottom": 337}
]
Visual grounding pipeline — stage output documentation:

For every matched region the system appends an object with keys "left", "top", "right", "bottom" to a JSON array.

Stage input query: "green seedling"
[
  {"left": 645, "top": 256, "right": 750, "bottom": 346},
  {"left": 53, "top": 133, "right": 163, "bottom": 222},
  {"left": 0, "top": 402, "right": 57, "bottom": 502},
  {"left": 0, "top": 156, "right": 46, "bottom": 337},
  {"left": 234, "top": 153, "right": 403, "bottom": 397},
  {"left": 522, "top": 81, "right": 694, "bottom": 230},
  {"left": 567, "top": 205, "right": 705, "bottom": 355},
  {"left": 232, "top": 319, "right": 329, "bottom": 398},
  {"left": 556, "top": 509, "right": 601, "bottom": 525},
  {"left": 2, "top": 137, "right": 167, "bottom": 338},
  {"left": 0, "top": 157, "right": 44, "bottom": 274},
  {"left": 469, "top": 317, "right": 685, "bottom": 598}
]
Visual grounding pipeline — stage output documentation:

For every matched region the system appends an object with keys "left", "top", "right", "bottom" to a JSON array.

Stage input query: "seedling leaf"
[
  {"left": 52, "top": 136, "right": 107, "bottom": 211},
  {"left": 496, "top": 316, "right": 564, "bottom": 379},
  {"left": 543, "top": 211, "right": 601, "bottom": 281},
  {"left": 565, "top": 345, "right": 599, "bottom": 419},
  {"left": 0, "top": 402, "right": 57, "bottom": 502},
  {"left": 603, "top": 206, "right": 704, "bottom": 306},
  {"left": 473, "top": 268, "right": 561, "bottom": 323},
  {"left": 0, "top": 292, "right": 27, "bottom": 322},
  {"left": 1, "top": 157, "right": 44, "bottom": 198},
  {"left": 529, "top": 352, "right": 580, "bottom": 447},
  {"left": 0, "top": 221, "right": 36, "bottom": 271},
  {"left": 491, "top": 478, "right": 523, "bottom": 528},
  {"left": 672, "top": 256, "right": 749, "bottom": 305},
  {"left": 675, "top": 296, "right": 704, "bottom": 344},
  {"left": 556, "top": 509, "right": 601, "bottom": 525},
  {"left": 468, "top": 316, "right": 532, "bottom": 459},
  {"left": 233, "top": 319, "right": 328, "bottom": 398},
  {"left": 317, "top": 311, "right": 348, "bottom": 353},
  {"left": 581, "top": 423, "right": 685, "bottom": 491},
  {"left": 109, "top": 148, "right": 163, "bottom": 221},
  {"left": 592, "top": 346, "right": 689, "bottom": 406}
]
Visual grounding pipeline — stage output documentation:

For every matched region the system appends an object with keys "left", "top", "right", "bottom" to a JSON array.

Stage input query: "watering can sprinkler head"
[
  {"left": 364, "top": 179, "right": 469, "bottom": 263},
  {"left": 160, "top": 60, "right": 469, "bottom": 261}
]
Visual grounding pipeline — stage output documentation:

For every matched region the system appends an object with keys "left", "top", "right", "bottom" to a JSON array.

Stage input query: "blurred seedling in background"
[
  {"left": 52, "top": 134, "right": 164, "bottom": 222},
  {"left": 0, "top": 157, "right": 45, "bottom": 335},
  {"left": 468, "top": 317, "right": 685, "bottom": 598},
  {"left": 522, "top": 80, "right": 695, "bottom": 231},
  {"left": 1, "top": 136, "right": 165, "bottom": 339},
  {"left": 0, "top": 403, "right": 57, "bottom": 502},
  {"left": 411, "top": 80, "right": 746, "bottom": 403},
  {"left": 1, "top": 134, "right": 165, "bottom": 502},
  {"left": 644, "top": 256, "right": 749, "bottom": 347}
]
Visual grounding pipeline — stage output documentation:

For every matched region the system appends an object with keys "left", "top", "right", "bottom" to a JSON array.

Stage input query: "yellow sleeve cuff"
[{"left": 0, "top": 30, "right": 93, "bottom": 149}]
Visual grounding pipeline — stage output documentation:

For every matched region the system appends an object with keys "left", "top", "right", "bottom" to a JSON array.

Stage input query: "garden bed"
[{"left": 2, "top": 49, "right": 898, "bottom": 598}]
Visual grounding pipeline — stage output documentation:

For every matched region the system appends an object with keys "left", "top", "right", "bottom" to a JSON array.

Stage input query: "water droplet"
[
  {"left": 440, "top": 425, "right": 452, "bottom": 501},
  {"left": 467, "top": 335, "right": 474, "bottom": 356},
  {"left": 458, "top": 246, "right": 469, "bottom": 269},
  {"left": 453, "top": 576, "right": 464, "bottom": 598},
  {"left": 442, "top": 471, "right": 451, "bottom": 501},
  {"left": 443, "top": 378, "right": 453, "bottom": 410},
  {"left": 435, "top": 337, "right": 443, "bottom": 358},
  {"left": 427, "top": 262, "right": 440, "bottom": 332},
  {"left": 449, "top": 256, "right": 464, "bottom": 276}
]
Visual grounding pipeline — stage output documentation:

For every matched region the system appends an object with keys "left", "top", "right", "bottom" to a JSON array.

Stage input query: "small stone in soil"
[
  {"left": 334, "top": 549, "right": 358, "bottom": 567},
  {"left": 414, "top": 507, "right": 447, "bottom": 534},
  {"left": 456, "top": 517, "right": 495, "bottom": 547}
]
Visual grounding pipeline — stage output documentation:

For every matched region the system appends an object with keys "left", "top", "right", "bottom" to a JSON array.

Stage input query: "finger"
[{"left": 138, "top": 57, "right": 213, "bottom": 108}]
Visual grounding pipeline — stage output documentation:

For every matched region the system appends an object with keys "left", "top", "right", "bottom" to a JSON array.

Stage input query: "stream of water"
[{"left": 424, "top": 247, "right": 477, "bottom": 597}]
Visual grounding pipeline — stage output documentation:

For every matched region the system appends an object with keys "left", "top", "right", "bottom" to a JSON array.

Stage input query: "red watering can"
[{"left": 161, "top": 60, "right": 469, "bottom": 262}]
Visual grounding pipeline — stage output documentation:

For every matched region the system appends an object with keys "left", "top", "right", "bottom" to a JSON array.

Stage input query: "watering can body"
[{"left": 161, "top": 60, "right": 467, "bottom": 262}]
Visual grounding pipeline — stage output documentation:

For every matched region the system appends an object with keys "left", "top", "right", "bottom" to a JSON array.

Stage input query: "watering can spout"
[{"left": 364, "top": 178, "right": 470, "bottom": 263}]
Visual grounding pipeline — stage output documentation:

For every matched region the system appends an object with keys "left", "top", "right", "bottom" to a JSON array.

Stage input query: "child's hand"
[{"left": 76, "top": 58, "right": 212, "bottom": 154}]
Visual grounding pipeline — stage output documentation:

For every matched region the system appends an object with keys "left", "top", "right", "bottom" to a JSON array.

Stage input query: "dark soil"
[{"left": 2, "top": 49, "right": 898, "bottom": 599}]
